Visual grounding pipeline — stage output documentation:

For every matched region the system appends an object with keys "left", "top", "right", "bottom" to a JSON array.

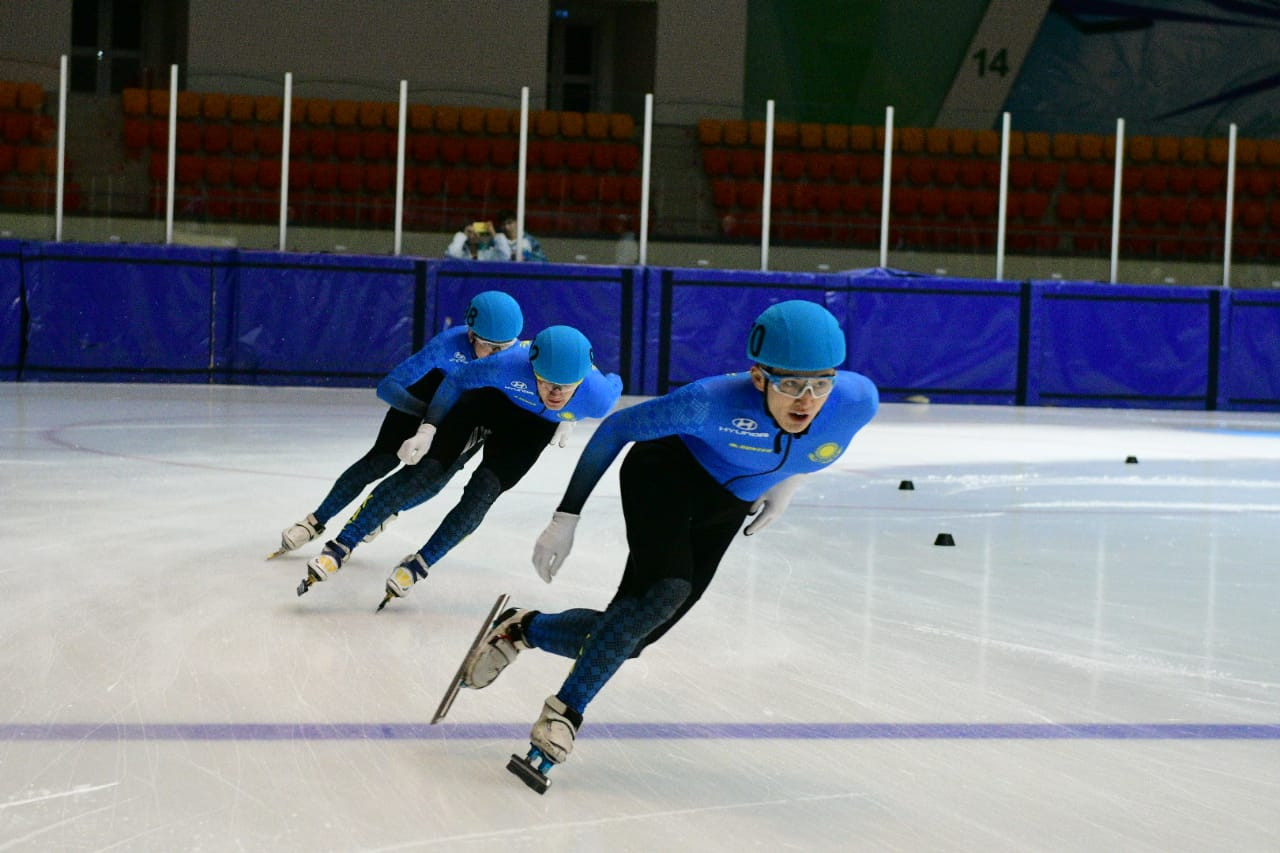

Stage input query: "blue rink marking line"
[{"left": 2, "top": 722, "right": 1277, "bottom": 741}]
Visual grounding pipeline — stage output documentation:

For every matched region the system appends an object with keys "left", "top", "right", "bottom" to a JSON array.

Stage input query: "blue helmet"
[
  {"left": 530, "top": 325, "right": 594, "bottom": 385},
  {"left": 466, "top": 291, "right": 523, "bottom": 343},
  {"left": 747, "top": 300, "right": 846, "bottom": 371}
]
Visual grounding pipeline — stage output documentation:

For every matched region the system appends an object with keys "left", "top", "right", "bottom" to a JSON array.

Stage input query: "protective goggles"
[
  {"left": 760, "top": 369, "right": 836, "bottom": 399},
  {"left": 472, "top": 334, "right": 516, "bottom": 353},
  {"left": 535, "top": 374, "right": 583, "bottom": 394}
]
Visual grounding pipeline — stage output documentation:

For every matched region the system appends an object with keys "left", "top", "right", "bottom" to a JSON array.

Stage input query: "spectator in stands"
[
  {"left": 446, "top": 221, "right": 501, "bottom": 260},
  {"left": 492, "top": 210, "right": 548, "bottom": 262}
]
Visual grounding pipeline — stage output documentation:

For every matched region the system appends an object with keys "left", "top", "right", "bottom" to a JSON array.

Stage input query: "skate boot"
[
  {"left": 361, "top": 513, "right": 398, "bottom": 543},
  {"left": 297, "top": 540, "right": 350, "bottom": 596},
  {"left": 461, "top": 608, "right": 535, "bottom": 689},
  {"left": 507, "top": 695, "right": 582, "bottom": 794},
  {"left": 530, "top": 695, "right": 582, "bottom": 764},
  {"left": 376, "top": 553, "right": 428, "bottom": 612},
  {"left": 268, "top": 513, "right": 324, "bottom": 559}
]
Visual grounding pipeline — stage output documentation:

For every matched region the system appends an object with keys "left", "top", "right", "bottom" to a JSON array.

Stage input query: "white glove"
[
  {"left": 549, "top": 420, "right": 575, "bottom": 448},
  {"left": 397, "top": 423, "right": 437, "bottom": 465},
  {"left": 744, "top": 475, "right": 804, "bottom": 536},
  {"left": 532, "top": 511, "right": 579, "bottom": 583}
]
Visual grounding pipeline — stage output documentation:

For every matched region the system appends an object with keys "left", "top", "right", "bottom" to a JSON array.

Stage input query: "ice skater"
[
  {"left": 270, "top": 291, "right": 524, "bottom": 559},
  {"left": 295, "top": 324, "right": 623, "bottom": 609},
  {"left": 455, "top": 300, "right": 879, "bottom": 792}
]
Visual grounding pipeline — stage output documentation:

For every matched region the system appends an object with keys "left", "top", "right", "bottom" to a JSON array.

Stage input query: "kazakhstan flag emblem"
[{"left": 808, "top": 442, "right": 842, "bottom": 463}]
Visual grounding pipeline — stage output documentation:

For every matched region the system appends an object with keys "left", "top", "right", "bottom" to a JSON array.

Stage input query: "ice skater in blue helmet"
[
  {"left": 295, "top": 324, "right": 624, "bottom": 609},
  {"left": 457, "top": 300, "right": 878, "bottom": 792},
  {"left": 270, "top": 290, "right": 525, "bottom": 559}
]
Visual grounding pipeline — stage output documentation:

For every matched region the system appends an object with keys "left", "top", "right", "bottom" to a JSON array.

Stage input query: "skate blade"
[
  {"left": 296, "top": 576, "right": 313, "bottom": 597},
  {"left": 375, "top": 591, "right": 393, "bottom": 613},
  {"left": 267, "top": 547, "right": 289, "bottom": 560},
  {"left": 431, "top": 593, "right": 509, "bottom": 724},
  {"left": 507, "top": 754, "right": 551, "bottom": 794}
]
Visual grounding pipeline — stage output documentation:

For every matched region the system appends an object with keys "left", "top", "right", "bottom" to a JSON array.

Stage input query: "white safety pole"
[
  {"left": 516, "top": 86, "right": 529, "bottom": 260},
  {"left": 995, "top": 111, "right": 1011, "bottom": 280},
  {"left": 165, "top": 64, "right": 177, "bottom": 244},
  {"left": 879, "top": 105, "right": 894, "bottom": 268},
  {"left": 1223, "top": 123, "right": 1237, "bottom": 289},
  {"left": 55, "top": 55, "right": 67, "bottom": 241},
  {"left": 278, "top": 72, "right": 292, "bottom": 251},
  {"left": 514, "top": 87, "right": 529, "bottom": 261},
  {"left": 638, "top": 92, "right": 653, "bottom": 266},
  {"left": 1109, "top": 118, "right": 1125, "bottom": 284},
  {"left": 760, "top": 99, "right": 775, "bottom": 271},
  {"left": 393, "top": 79, "right": 407, "bottom": 255}
]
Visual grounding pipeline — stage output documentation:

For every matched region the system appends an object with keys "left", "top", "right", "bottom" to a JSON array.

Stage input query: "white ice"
[{"left": 1, "top": 383, "right": 1278, "bottom": 851}]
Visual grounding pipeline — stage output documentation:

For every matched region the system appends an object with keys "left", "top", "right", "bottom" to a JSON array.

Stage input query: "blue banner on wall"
[
  {"left": 647, "top": 267, "right": 842, "bottom": 393},
  {"left": 223, "top": 251, "right": 420, "bottom": 387},
  {"left": 430, "top": 259, "right": 640, "bottom": 392},
  {"left": 1030, "top": 281, "right": 1217, "bottom": 409},
  {"left": 1223, "top": 290, "right": 1280, "bottom": 410},
  {"left": 21, "top": 242, "right": 223, "bottom": 383},
  {"left": 845, "top": 269, "right": 1024, "bottom": 404},
  {"left": 0, "top": 239, "right": 20, "bottom": 380}
]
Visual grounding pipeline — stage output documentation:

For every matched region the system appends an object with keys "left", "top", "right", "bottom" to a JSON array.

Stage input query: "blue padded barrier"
[
  {"left": 224, "top": 251, "right": 421, "bottom": 387},
  {"left": 0, "top": 240, "right": 20, "bottom": 380},
  {"left": 844, "top": 268, "right": 1025, "bottom": 404},
  {"left": 646, "top": 267, "right": 844, "bottom": 393},
  {"left": 1029, "top": 281, "right": 1217, "bottom": 409},
  {"left": 1222, "top": 290, "right": 1280, "bottom": 411},
  {"left": 430, "top": 259, "right": 641, "bottom": 392},
  {"left": 21, "top": 242, "right": 225, "bottom": 383}
]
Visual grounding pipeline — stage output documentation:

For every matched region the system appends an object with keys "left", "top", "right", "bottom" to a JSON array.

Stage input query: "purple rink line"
[{"left": 2, "top": 722, "right": 1278, "bottom": 742}]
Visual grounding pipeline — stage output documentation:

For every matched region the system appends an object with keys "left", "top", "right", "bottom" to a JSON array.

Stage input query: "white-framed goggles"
[{"left": 760, "top": 369, "right": 836, "bottom": 399}]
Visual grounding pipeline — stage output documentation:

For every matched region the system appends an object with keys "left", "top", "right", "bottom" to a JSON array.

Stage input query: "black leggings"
[{"left": 614, "top": 436, "right": 753, "bottom": 649}]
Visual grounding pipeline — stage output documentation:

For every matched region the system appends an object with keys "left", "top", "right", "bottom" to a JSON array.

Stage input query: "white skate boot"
[
  {"left": 269, "top": 513, "right": 324, "bottom": 558},
  {"left": 462, "top": 608, "right": 533, "bottom": 688},
  {"left": 530, "top": 695, "right": 582, "bottom": 764},
  {"left": 297, "top": 540, "right": 350, "bottom": 596},
  {"left": 376, "top": 553, "right": 429, "bottom": 612}
]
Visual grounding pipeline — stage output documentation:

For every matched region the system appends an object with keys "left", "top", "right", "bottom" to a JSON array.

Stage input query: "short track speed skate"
[
  {"left": 430, "top": 593, "right": 510, "bottom": 724},
  {"left": 507, "top": 748, "right": 554, "bottom": 794}
]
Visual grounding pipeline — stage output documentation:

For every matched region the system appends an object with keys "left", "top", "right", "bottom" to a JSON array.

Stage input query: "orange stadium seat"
[
  {"left": 148, "top": 89, "right": 170, "bottom": 117},
  {"left": 1179, "top": 137, "right": 1205, "bottom": 164},
  {"left": 1051, "top": 132, "right": 1078, "bottom": 160},
  {"left": 697, "top": 119, "right": 723, "bottom": 146},
  {"left": 409, "top": 134, "right": 438, "bottom": 163},
  {"left": 1154, "top": 136, "right": 1179, "bottom": 163},
  {"left": 824, "top": 123, "right": 849, "bottom": 151},
  {"left": 924, "top": 127, "right": 949, "bottom": 155},
  {"left": 975, "top": 129, "right": 1000, "bottom": 157},
  {"left": 254, "top": 95, "right": 282, "bottom": 124},
  {"left": 609, "top": 113, "right": 635, "bottom": 141},
  {"left": 408, "top": 104, "right": 434, "bottom": 131},
  {"left": 532, "top": 110, "right": 558, "bottom": 137},
  {"left": 584, "top": 112, "right": 609, "bottom": 139},
  {"left": 559, "top": 111, "right": 584, "bottom": 138},
  {"left": 1127, "top": 135, "right": 1154, "bottom": 163},
  {"left": 358, "top": 101, "right": 384, "bottom": 129},
  {"left": 332, "top": 100, "right": 358, "bottom": 127},
  {"left": 290, "top": 97, "right": 308, "bottom": 125},
  {"left": 459, "top": 106, "right": 484, "bottom": 134},
  {"left": 485, "top": 108, "right": 511, "bottom": 135},
  {"left": 722, "top": 120, "right": 748, "bottom": 146},
  {"left": 1077, "top": 134, "right": 1104, "bottom": 161},
  {"left": 0, "top": 80, "right": 20, "bottom": 111},
  {"left": 433, "top": 105, "right": 460, "bottom": 133},
  {"left": 334, "top": 131, "right": 360, "bottom": 160},
  {"left": 228, "top": 94, "right": 254, "bottom": 122},
  {"left": 1025, "top": 132, "right": 1051, "bottom": 159},
  {"left": 306, "top": 99, "right": 332, "bottom": 125},
  {"left": 748, "top": 121, "right": 767, "bottom": 147},
  {"left": 176, "top": 91, "right": 200, "bottom": 119}
]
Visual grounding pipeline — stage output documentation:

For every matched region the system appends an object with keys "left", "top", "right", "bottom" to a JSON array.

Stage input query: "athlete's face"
[
  {"left": 536, "top": 377, "right": 581, "bottom": 411},
  {"left": 751, "top": 365, "right": 835, "bottom": 434},
  {"left": 469, "top": 331, "right": 513, "bottom": 359}
]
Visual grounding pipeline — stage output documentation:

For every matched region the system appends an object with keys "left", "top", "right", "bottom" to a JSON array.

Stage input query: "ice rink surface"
[{"left": 2, "top": 382, "right": 1278, "bottom": 851}]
